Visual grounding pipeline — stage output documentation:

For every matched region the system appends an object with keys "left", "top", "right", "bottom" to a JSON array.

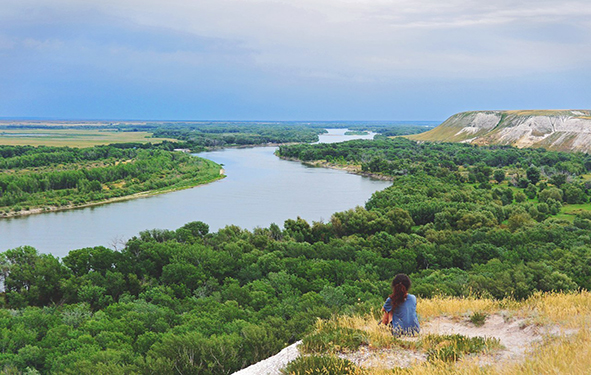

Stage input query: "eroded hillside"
[{"left": 409, "top": 110, "right": 591, "bottom": 153}]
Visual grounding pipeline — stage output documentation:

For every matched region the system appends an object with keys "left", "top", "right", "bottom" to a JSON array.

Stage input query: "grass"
[
  {"left": 299, "top": 314, "right": 500, "bottom": 365},
  {"left": 469, "top": 312, "right": 488, "bottom": 327},
  {"left": 421, "top": 334, "right": 501, "bottom": 363},
  {"left": 561, "top": 202, "right": 591, "bottom": 215},
  {"left": 287, "top": 291, "right": 591, "bottom": 374},
  {"left": 300, "top": 322, "right": 366, "bottom": 354},
  {"left": 0, "top": 129, "right": 174, "bottom": 147},
  {"left": 282, "top": 356, "right": 364, "bottom": 375}
]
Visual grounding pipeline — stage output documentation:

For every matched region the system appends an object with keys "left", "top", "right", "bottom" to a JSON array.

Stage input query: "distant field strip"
[{"left": 0, "top": 129, "right": 174, "bottom": 147}]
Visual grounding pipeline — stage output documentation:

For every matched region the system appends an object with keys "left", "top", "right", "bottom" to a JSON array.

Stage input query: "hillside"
[
  {"left": 239, "top": 292, "right": 591, "bottom": 374},
  {"left": 408, "top": 110, "right": 591, "bottom": 152}
]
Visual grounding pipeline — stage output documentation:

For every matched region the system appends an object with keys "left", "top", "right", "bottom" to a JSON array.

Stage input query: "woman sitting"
[{"left": 380, "top": 273, "right": 420, "bottom": 335}]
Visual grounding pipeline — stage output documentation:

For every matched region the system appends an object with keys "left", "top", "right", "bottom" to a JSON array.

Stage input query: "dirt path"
[
  {"left": 233, "top": 314, "right": 577, "bottom": 374},
  {"left": 340, "top": 314, "right": 577, "bottom": 369}
]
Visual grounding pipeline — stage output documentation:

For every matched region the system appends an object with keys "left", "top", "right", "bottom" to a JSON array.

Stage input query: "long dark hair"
[{"left": 389, "top": 274, "right": 411, "bottom": 310}]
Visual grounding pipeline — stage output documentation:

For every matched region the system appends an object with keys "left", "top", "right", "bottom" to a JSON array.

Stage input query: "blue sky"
[{"left": 1, "top": 0, "right": 590, "bottom": 121}]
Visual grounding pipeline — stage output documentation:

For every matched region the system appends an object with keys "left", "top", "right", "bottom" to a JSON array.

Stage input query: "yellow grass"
[
  {"left": 319, "top": 292, "right": 591, "bottom": 375},
  {"left": 519, "top": 291, "right": 591, "bottom": 327},
  {"left": 0, "top": 129, "right": 174, "bottom": 147},
  {"left": 415, "top": 291, "right": 591, "bottom": 325},
  {"left": 366, "top": 329, "right": 591, "bottom": 374},
  {"left": 416, "top": 296, "right": 508, "bottom": 320}
]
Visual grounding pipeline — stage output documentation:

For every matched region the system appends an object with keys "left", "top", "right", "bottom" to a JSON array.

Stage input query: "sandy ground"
[
  {"left": 340, "top": 314, "right": 578, "bottom": 370},
  {"left": 233, "top": 314, "right": 577, "bottom": 374}
]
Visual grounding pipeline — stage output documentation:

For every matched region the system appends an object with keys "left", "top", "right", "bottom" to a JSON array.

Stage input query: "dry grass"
[
  {"left": 499, "top": 329, "right": 591, "bottom": 374},
  {"left": 518, "top": 291, "right": 591, "bottom": 327},
  {"left": 367, "top": 329, "right": 591, "bottom": 374},
  {"left": 416, "top": 296, "right": 509, "bottom": 320},
  {"left": 330, "top": 315, "right": 403, "bottom": 349},
  {"left": 308, "top": 292, "right": 591, "bottom": 374},
  {"left": 0, "top": 129, "right": 174, "bottom": 147},
  {"left": 416, "top": 291, "right": 591, "bottom": 325}
]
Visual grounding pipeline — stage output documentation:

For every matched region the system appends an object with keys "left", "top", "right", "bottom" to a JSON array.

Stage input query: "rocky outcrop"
[{"left": 409, "top": 110, "right": 591, "bottom": 153}]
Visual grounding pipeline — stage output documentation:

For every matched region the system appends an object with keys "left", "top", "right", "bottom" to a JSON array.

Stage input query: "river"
[{"left": 0, "top": 129, "right": 390, "bottom": 257}]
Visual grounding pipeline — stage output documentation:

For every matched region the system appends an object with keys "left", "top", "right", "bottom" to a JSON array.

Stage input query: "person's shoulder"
[{"left": 407, "top": 294, "right": 417, "bottom": 302}]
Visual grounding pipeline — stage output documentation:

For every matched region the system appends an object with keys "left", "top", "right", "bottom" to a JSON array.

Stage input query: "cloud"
[{"left": 0, "top": 0, "right": 589, "bottom": 119}]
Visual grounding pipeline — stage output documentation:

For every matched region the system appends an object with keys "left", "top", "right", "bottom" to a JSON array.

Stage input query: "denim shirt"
[{"left": 383, "top": 294, "right": 420, "bottom": 335}]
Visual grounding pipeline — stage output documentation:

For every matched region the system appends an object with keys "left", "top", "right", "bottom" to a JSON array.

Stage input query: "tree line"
[{"left": 0, "top": 143, "right": 222, "bottom": 214}]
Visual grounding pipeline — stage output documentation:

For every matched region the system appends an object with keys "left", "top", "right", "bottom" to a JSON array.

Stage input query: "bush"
[
  {"left": 469, "top": 311, "right": 488, "bottom": 326},
  {"left": 421, "top": 334, "right": 501, "bottom": 363},
  {"left": 539, "top": 187, "right": 563, "bottom": 203},
  {"left": 300, "top": 322, "right": 365, "bottom": 354},
  {"left": 282, "top": 356, "right": 364, "bottom": 375}
]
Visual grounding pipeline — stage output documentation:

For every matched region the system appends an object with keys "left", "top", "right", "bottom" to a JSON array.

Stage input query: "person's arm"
[
  {"left": 380, "top": 309, "right": 391, "bottom": 325},
  {"left": 380, "top": 297, "right": 393, "bottom": 325}
]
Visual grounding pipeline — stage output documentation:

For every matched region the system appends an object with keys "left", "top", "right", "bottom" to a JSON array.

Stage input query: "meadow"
[{"left": 0, "top": 129, "right": 174, "bottom": 148}]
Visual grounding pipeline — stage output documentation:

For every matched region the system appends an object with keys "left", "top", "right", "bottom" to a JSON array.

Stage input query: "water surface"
[{"left": 0, "top": 129, "right": 390, "bottom": 257}]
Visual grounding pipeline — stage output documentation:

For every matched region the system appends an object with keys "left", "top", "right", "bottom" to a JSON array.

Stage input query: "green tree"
[
  {"left": 493, "top": 170, "right": 505, "bottom": 184},
  {"left": 526, "top": 166, "right": 541, "bottom": 185}
]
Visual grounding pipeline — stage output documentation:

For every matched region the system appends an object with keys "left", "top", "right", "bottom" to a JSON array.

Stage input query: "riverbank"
[
  {"left": 278, "top": 156, "right": 394, "bottom": 181},
  {"left": 0, "top": 170, "right": 225, "bottom": 219},
  {"left": 203, "top": 142, "right": 299, "bottom": 152}
]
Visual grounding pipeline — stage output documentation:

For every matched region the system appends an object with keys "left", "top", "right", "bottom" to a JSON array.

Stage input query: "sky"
[{"left": 0, "top": 0, "right": 590, "bottom": 121}]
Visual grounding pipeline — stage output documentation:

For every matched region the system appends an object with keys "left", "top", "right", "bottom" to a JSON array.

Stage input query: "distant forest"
[{"left": 0, "top": 121, "right": 436, "bottom": 150}]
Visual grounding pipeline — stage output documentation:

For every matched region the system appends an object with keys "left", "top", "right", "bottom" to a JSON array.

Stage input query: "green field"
[{"left": 0, "top": 129, "right": 174, "bottom": 147}]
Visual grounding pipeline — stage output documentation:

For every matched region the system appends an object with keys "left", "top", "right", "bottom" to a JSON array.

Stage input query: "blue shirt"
[{"left": 383, "top": 294, "right": 420, "bottom": 335}]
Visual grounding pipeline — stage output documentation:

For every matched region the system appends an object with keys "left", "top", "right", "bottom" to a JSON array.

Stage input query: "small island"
[{"left": 344, "top": 130, "right": 369, "bottom": 136}]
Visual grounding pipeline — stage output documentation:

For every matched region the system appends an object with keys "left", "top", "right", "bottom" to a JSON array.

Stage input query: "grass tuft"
[
  {"left": 420, "top": 334, "right": 501, "bottom": 363},
  {"left": 282, "top": 355, "right": 365, "bottom": 375},
  {"left": 469, "top": 312, "right": 488, "bottom": 327}
]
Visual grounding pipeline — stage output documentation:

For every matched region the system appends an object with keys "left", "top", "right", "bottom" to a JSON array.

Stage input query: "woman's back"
[
  {"left": 384, "top": 294, "right": 420, "bottom": 335},
  {"left": 382, "top": 274, "right": 420, "bottom": 335},
  {"left": 391, "top": 294, "right": 419, "bottom": 334}
]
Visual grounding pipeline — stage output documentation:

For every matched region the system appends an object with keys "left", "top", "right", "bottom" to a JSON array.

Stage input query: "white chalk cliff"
[{"left": 410, "top": 110, "right": 591, "bottom": 153}]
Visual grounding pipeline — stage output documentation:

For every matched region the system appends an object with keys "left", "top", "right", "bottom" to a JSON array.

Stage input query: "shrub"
[
  {"left": 300, "top": 321, "right": 365, "bottom": 354},
  {"left": 282, "top": 356, "right": 364, "bottom": 375},
  {"left": 420, "top": 334, "right": 501, "bottom": 363},
  {"left": 469, "top": 311, "right": 488, "bottom": 326}
]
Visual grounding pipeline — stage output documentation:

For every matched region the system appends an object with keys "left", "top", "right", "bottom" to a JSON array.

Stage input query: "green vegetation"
[
  {"left": 0, "top": 143, "right": 222, "bottom": 216},
  {"left": 148, "top": 122, "right": 327, "bottom": 149},
  {"left": 282, "top": 356, "right": 363, "bottom": 375},
  {"left": 469, "top": 311, "right": 488, "bottom": 326},
  {"left": 0, "top": 121, "right": 434, "bottom": 150},
  {"left": 146, "top": 121, "right": 433, "bottom": 150},
  {"left": 421, "top": 334, "right": 501, "bottom": 362},
  {"left": 0, "top": 137, "right": 591, "bottom": 373},
  {"left": 301, "top": 321, "right": 367, "bottom": 354},
  {"left": 345, "top": 131, "right": 370, "bottom": 136}
]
